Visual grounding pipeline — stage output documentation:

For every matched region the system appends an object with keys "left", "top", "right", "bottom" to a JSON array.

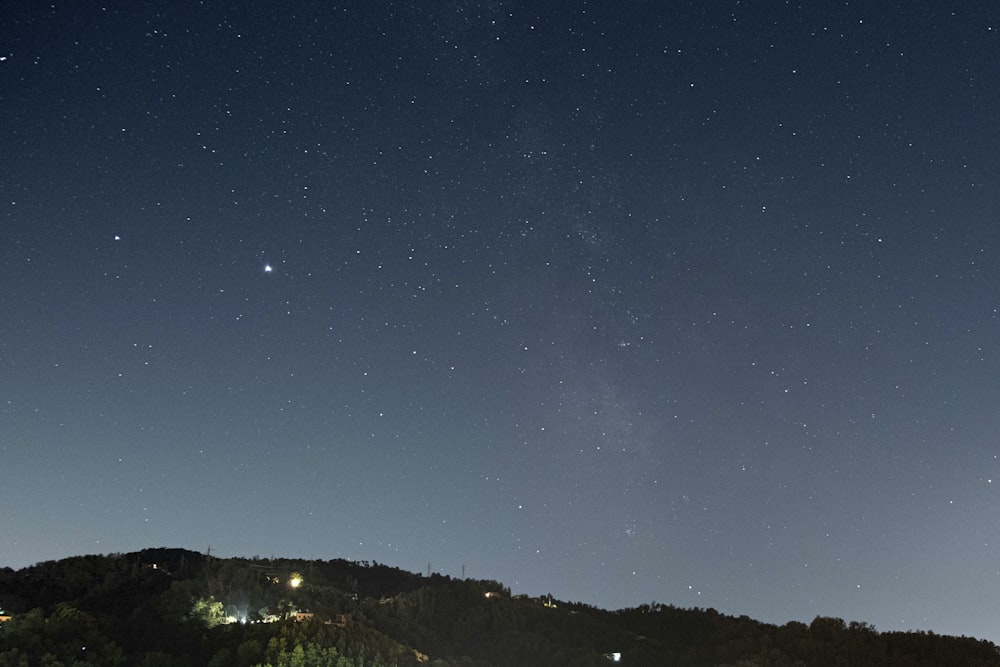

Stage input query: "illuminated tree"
[{"left": 190, "top": 596, "right": 227, "bottom": 627}]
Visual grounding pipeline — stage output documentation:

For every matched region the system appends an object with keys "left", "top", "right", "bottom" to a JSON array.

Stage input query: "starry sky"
[{"left": 3, "top": 0, "right": 1000, "bottom": 642}]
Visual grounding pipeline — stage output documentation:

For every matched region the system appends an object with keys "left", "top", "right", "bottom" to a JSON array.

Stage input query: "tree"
[
  {"left": 191, "top": 596, "right": 227, "bottom": 628},
  {"left": 237, "top": 640, "right": 264, "bottom": 667},
  {"left": 0, "top": 605, "right": 124, "bottom": 666}
]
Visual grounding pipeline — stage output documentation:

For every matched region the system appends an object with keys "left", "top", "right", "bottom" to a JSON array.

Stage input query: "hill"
[{"left": 0, "top": 548, "right": 997, "bottom": 666}]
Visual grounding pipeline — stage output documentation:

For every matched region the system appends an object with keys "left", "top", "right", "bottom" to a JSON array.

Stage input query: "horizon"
[
  {"left": 4, "top": 1, "right": 998, "bottom": 647},
  {"left": 2, "top": 544, "right": 992, "bottom": 645}
]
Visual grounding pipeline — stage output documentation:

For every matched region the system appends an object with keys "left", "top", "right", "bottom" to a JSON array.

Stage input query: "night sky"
[{"left": 3, "top": 1, "right": 1000, "bottom": 642}]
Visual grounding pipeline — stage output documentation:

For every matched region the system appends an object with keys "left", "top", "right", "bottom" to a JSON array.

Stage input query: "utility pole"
[
  {"left": 461, "top": 564, "right": 466, "bottom": 579},
  {"left": 427, "top": 562, "right": 431, "bottom": 577}
]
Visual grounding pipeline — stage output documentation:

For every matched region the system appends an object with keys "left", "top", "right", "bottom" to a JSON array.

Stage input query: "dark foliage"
[{"left": 1, "top": 549, "right": 997, "bottom": 666}]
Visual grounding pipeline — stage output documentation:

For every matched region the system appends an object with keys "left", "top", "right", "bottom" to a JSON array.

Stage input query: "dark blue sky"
[{"left": 3, "top": 1, "right": 1000, "bottom": 642}]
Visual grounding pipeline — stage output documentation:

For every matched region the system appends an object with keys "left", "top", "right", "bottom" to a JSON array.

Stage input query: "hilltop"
[{"left": 0, "top": 548, "right": 997, "bottom": 666}]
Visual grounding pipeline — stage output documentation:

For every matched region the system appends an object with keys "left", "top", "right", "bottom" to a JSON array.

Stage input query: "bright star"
[{"left": 264, "top": 264, "right": 273, "bottom": 273}]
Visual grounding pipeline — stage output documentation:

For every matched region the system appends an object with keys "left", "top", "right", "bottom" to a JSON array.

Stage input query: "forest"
[{"left": 1, "top": 548, "right": 997, "bottom": 666}]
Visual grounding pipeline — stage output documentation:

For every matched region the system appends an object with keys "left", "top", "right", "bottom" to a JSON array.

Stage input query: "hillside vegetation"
[{"left": 0, "top": 548, "right": 997, "bottom": 666}]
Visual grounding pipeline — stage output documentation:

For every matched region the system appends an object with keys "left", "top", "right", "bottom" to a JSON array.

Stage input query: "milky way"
[{"left": 2, "top": 1, "right": 999, "bottom": 642}]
